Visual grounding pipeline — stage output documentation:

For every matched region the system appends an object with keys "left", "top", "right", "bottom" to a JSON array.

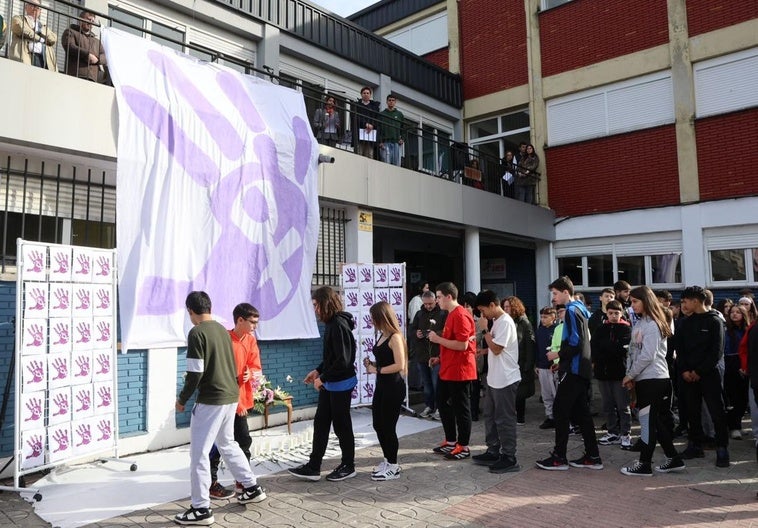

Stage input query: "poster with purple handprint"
[
  {"left": 102, "top": 28, "right": 320, "bottom": 351},
  {"left": 72, "top": 284, "right": 93, "bottom": 318},
  {"left": 91, "top": 250, "right": 115, "bottom": 284},
  {"left": 22, "top": 356, "right": 47, "bottom": 391},
  {"left": 22, "top": 319, "right": 47, "bottom": 355},
  {"left": 373, "top": 264, "right": 389, "bottom": 288},
  {"left": 72, "top": 383, "right": 95, "bottom": 418},
  {"left": 24, "top": 282, "right": 49, "bottom": 319},
  {"left": 49, "top": 283, "right": 73, "bottom": 318},
  {"left": 342, "top": 264, "right": 358, "bottom": 288},
  {"left": 375, "top": 288, "right": 390, "bottom": 304},
  {"left": 92, "top": 285, "right": 113, "bottom": 317},
  {"left": 72, "top": 318, "right": 94, "bottom": 352},
  {"left": 48, "top": 423, "right": 72, "bottom": 463},
  {"left": 72, "top": 417, "right": 99, "bottom": 457},
  {"left": 389, "top": 288, "right": 404, "bottom": 308},
  {"left": 93, "top": 381, "right": 114, "bottom": 415},
  {"left": 49, "top": 318, "right": 73, "bottom": 354},
  {"left": 71, "top": 349, "right": 93, "bottom": 384},
  {"left": 92, "top": 416, "right": 115, "bottom": 450},
  {"left": 20, "top": 428, "right": 46, "bottom": 469},
  {"left": 358, "top": 264, "right": 374, "bottom": 291},
  {"left": 92, "top": 317, "right": 114, "bottom": 350},
  {"left": 20, "top": 391, "right": 46, "bottom": 431},
  {"left": 92, "top": 351, "right": 113, "bottom": 383},
  {"left": 388, "top": 263, "right": 404, "bottom": 287},
  {"left": 48, "top": 386, "right": 72, "bottom": 425},
  {"left": 48, "top": 352, "right": 71, "bottom": 389},
  {"left": 21, "top": 244, "right": 47, "bottom": 281},
  {"left": 49, "top": 247, "right": 72, "bottom": 282},
  {"left": 71, "top": 248, "right": 95, "bottom": 283}
]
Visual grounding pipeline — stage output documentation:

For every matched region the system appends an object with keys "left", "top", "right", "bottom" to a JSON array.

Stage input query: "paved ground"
[{"left": 3, "top": 395, "right": 758, "bottom": 528}]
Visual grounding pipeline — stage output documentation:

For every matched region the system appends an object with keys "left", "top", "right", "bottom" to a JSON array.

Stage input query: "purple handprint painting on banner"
[
  {"left": 50, "top": 248, "right": 72, "bottom": 282},
  {"left": 22, "top": 320, "right": 47, "bottom": 355},
  {"left": 21, "top": 431, "right": 45, "bottom": 469},
  {"left": 20, "top": 392, "right": 45, "bottom": 432},
  {"left": 22, "top": 245, "right": 47, "bottom": 281},
  {"left": 101, "top": 28, "right": 320, "bottom": 351}
]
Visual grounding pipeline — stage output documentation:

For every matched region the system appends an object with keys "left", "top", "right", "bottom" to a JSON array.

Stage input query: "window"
[
  {"left": 617, "top": 256, "right": 645, "bottom": 286},
  {"left": 557, "top": 253, "right": 682, "bottom": 289},
  {"left": 710, "top": 249, "right": 747, "bottom": 281},
  {"left": 558, "top": 256, "right": 582, "bottom": 287},
  {"left": 541, "top": 0, "right": 572, "bottom": 9},
  {"left": 468, "top": 109, "right": 531, "bottom": 172},
  {"left": 652, "top": 254, "right": 681, "bottom": 284},
  {"left": 109, "top": 7, "right": 184, "bottom": 51},
  {"left": 587, "top": 255, "right": 613, "bottom": 287},
  {"left": 383, "top": 12, "right": 448, "bottom": 56}
]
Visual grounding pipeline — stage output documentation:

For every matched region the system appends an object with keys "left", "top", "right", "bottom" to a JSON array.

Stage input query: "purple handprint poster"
[
  {"left": 373, "top": 264, "right": 389, "bottom": 287},
  {"left": 22, "top": 356, "right": 47, "bottom": 391},
  {"left": 93, "top": 381, "right": 114, "bottom": 415},
  {"left": 358, "top": 264, "right": 374, "bottom": 291},
  {"left": 71, "top": 249, "right": 95, "bottom": 284},
  {"left": 48, "top": 386, "right": 72, "bottom": 425},
  {"left": 21, "top": 244, "right": 47, "bottom": 281},
  {"left": 21, "top": 428, "right": 46, "bottom": 469},
  {"left": 48, "top": 423, "right": 72, "bottom": 464},
  {"left": 49, "top": 283, "right": 73, "bottom": 319},
  {"left": 72, "top": 384, "right": 95, "bottom": 419},
  {"left": 24, "top": 282, "right": 48, "bottom": 320},
  {"left": 48, "top": 352, "right": 71, "bottom": 389},
  {"left": 71, "top": 350, "right": 94, "bottom": 385},
  {"left": 388, "top": 263, "right": 403, "bottom": 287},
  {"left": 92, "top": 285, "right": 113, "bottom": 317},
  {"left": 49, "top": 318, "right": 73, "bottom": 354},
  {"left": 72, "top": 284, "right": 93, "bottom": 318},
  {"left": 72, "top": 318, "right": 94, "bottom": 352},
  {"left": 102, "top": 28, "right": 320, "bottom": 351},
  {"left": 20, "top": 391, "right": 46, "bottom": 432},
  {"left": 22, "top": 319, "right": 47, "bottom": 355},
  {"left": 91, "top": 250, "right": 115, "bottom": 284},
  {"left": 49, "top": 247, "right": 72, "bottom": 282},
  {"left": 92, "top": 317, "right": 114, "bottom": 350},
  {"left": 342, "top": 264, "right": 358, "bottom": 288}
]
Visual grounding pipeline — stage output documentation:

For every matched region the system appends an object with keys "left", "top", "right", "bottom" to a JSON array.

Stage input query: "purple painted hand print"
[
  {"left": 76, "top": 254, "right": 91, "bottom": 275},
  {"left": 53, "top": 393, "right": 69, "bottom": 416},
  {"left": 52, "top": 429, "right": 69, "bottom": 452},
  {"left": 26, "top": 250, "right": 44, "bottom": 273},
  {"left": 26, "top": 360, "right": 44, "bottom": 384},
  {"left": 95, "top": 353, "right": 110, "bottom": 375},
  {"left": 53, "top": 251, "right": 69, "bottom": 274},
  {"left": 75, "top": 424, "right": 92, "bottom": 446},
  {"left": 51, "top": 357, "right": 68, "bottom": 379},
  {"left": 25, "top": 435, "right": 43, "bottom": 459},
  {"left": 360, "top": 268, "right": 373, "bottom": 283},
  {"left": 28, "top": 287, "right": 46, "bottom": 310},
  {"left": 25, "top": 397, "right": 42, "bottom": 421},
  {"left": 346, "top": 291, "right": 358, "bottom": 307},
  {"left": 344, "top": 268, "right": 357, "bottom": 284}
]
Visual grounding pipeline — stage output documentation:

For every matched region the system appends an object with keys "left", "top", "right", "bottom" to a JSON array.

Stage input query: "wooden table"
[{"left": 263, "top": 396, "right": 293, "bottom": 434}]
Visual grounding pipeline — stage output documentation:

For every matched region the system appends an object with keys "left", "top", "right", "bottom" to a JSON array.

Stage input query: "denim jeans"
[
  {"left": 417, "top": 360, "right": 440, "bottom": 410},
  {"left": 380, "top": 142, "right": 401, "bottom": 166}
]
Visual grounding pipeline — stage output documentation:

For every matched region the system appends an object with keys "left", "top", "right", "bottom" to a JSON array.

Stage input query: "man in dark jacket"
[
  {"left": 354, "top": 86, "right": 380, "bottom": 159},
  {"left": 675, "top": 285, "right": 729, "bottom": 467},
  {"left": 62, "top": 11, "right": 106, "bottom": 82},
  {"left": 592, "top": 300, "right": 632, "bottom": 448},
  {"left": 410, "top": 290, "right": 447, "bottom": 418}
]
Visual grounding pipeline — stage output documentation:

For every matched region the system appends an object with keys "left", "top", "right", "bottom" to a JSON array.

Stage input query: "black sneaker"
[
  {"left": 325, "top": 463, "right": 356, "bottom": 481},
  {"left": 655, "top": 457, "right": 686, "bottom": 473},
  {"left": 238, "top": 484, "right": 267, "bottom": 504},
  {"left": 715, "top": 448, "right": 730, "bottom": 468},
  {"left": 208, "top": 481, "right": 235, "bottom": 500},
  {"left": 679, "top": 445, "right": 705, "bottom": 459},
  {"left": 432, "top": 442, "right": 455, "bottom": 455},
  {"left": 174, "top": 506, "right": 214, "bottom": 526},
  {"left": 288, "top": 463, "right": 321, "bottom": 481},
  {"left": 535, "top": 452, "right": 568, "bottom": 471},
  {"left": 489, "top": 455, "right": 521, "bottom": 474},
  {"left": 444, "top": 444, "right": 471, "bottom": 460},
  {"left": 620, "top": 461, "right": 652, "bottom": 477},
  {"left": 538, "top": 418, "right": 555, "bottom": 430},
  {"left": 569, "top": 454, "right": 603, "bottom": 470},
  {"left": 471, "top": 451, "right": 500, "bottom": 465}
]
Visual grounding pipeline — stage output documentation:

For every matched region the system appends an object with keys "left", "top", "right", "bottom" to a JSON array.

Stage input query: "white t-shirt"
[{"left": 486, "top": 313, "right": 521, "bottom": 389}]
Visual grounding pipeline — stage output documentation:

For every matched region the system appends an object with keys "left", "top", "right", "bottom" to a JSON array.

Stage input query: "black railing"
[{"left": 313, "top": 207, "right": 347, "bottom": 288}]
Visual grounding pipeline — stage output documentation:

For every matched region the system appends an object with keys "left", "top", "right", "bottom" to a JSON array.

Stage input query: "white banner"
[{"left": 102, "top": 29, "right": 320, "bottom": 351}]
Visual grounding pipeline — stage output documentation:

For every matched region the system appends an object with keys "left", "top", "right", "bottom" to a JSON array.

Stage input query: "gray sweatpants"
[
  {"left": 190, "top": 402, "right": 258, "bottom": 509},
  {"left": 597, "top": 379, "right": 631, "bottom": 435},
  {"left": 483, "top": 381, "right": 519, "bottom": 458}
]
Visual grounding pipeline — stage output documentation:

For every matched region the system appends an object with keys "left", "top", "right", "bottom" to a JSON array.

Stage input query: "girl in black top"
[{"left": 364, "top": 301, "right": 407, "bottom": 481}]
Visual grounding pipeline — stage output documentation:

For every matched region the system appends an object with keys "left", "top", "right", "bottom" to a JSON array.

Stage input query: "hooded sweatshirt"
[
  {"left": 558, "top": 300, "right": 592, "bottom": 379},
  {"left": 674, "top": 309, "right": 725, "bottom": 377},
  {"left": 591, "top": 319, "right": 631, "bottom": 380},
  {"left": 317, "top": 311, "right": 357, "bottom": 384}
]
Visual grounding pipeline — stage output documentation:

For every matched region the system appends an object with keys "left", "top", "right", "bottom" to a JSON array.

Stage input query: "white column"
[
  {"left": 345, "top": 205, "right": 373, "bottom": 264},
  {"left": 464, "top": 227, "right": 481, "bottom": 293},
  {"left": 680, "top": 203, "right": 706, "bottom": 285}
]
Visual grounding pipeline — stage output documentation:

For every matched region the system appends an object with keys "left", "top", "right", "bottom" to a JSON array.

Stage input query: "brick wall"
[
  {"left": 459, "top": 0, "right": 528, "bottom": 99},
  {"left": 422, "top": 47, "right": 449, "bottom": 71},
  {"left": 117, "top": 351, "right": 147, "bottom": 435},
  {"left": 546, "top": 125, "right": 680, "bottom": 217},
  {"left": 686, "top": 0, "right": 758, "bottom": 37},
  {"left": 696, "top": 108, "right": 758, "bottom": 202},
  {"left": 0, "top": 282, "right": 16, "bottom": 455},
  {"left": 540, "top": 0, "right": 669, "bottom": 78}
]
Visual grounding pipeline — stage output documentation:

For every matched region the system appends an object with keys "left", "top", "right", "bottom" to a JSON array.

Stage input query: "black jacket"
[
  {"left": 317, "top": 311, "right": 357, "bottom": 383},
  {"left": 409, "top": 305, "right": 447, "bottom": 362},
  {"left": 355, "top": 99, "right": 381, "bottom": 129},
  {"left": 674, "top": 310, "right": 725, "bottom": 377},
  {"left": 591, "top": 320, "right": 631, "bottom": 380}
]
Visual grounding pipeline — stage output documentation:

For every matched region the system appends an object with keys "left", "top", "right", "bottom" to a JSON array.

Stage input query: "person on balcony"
[
  {"left": 62, "top": 10, "right": 107, "bottom": 83},
  {"left": 9, "top": 0, "right": 58, "bottom": 72},
  {"left": 312, "top": 94, "right": 341, "bottom": 147},
  {"left": 379, "top": 94, "right": 405, "bottom": 166},
  {"left": 516, "top": 144, "right": 539, "bottom": 204},
  {"left": 355, "top": 86, "right": 380, "bottom": 159}
]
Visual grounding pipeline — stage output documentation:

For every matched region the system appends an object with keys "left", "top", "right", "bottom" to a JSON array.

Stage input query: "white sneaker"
[
  {"left": 371, "top": 458, "right": 388, "bottom": 475},
  {"left": 598, "top": 433, "right": 620, "bottom": 445},
  {"left": 620, "top": 434, "right": 632, "bottom": 449},
  {"left": 419, "top": 407, "right": 433, "bottom": 418},
  {"left": 431, "top": 410, "right": 440, "bottom": 420},
  {"left": 371, "top": 463, "right": 401, "bottom": 481},
  {"left": 730, "top": 429, "right": 742, "bottom": 440}
]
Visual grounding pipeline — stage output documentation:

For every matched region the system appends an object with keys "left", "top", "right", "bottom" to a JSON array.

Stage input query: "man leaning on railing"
[
  {"left": 62, "top": 10, "right": 107, "bottom": 83},
  {"left": 10, "top": 0, "right": 58, "bottom": 71}
]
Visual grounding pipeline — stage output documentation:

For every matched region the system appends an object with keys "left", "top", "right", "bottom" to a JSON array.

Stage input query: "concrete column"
[
  {"left": 446, "top": 0, "right": 461, "bottom": 75},
  {"left": 257, "top": 24, "right": 281, "bottom": 76},
  {"left": 345, "top": 205, "right": 373, "bottom": 264},
  {"left": 378, "top": 73, "right": 392, "bottom": 102},
  {"left": 524, "top": 0, "right": 548, "bottom": 206},
  {"left": 464, "top": 227, "right": 481, "bottom": 293},
  {"left": 535, "top": 241, "right": 553, "bottom": 308},
  {"left": 668, "top": 0, "right": 699, "bottom": 203},
  {"left": 679, "top": 203, "right": 705, "bottom": 285}
]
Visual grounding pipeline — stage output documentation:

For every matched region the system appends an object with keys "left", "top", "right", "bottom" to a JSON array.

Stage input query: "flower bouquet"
[{"left": 252, "top": 374, "right": 291, "bottom": 414}]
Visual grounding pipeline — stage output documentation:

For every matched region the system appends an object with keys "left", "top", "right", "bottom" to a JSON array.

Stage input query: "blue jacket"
[
  {"left": 535, "top": 322, "right": 556, "bottom": 369},
  {"left": 558, "top": 300, "right": 592, "bottom": 379}
]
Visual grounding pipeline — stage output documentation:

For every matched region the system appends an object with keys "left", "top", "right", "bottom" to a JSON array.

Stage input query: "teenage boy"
[
  {"left": 535, "top": 306, "right": 558, "bottom": 429},
  {"left": 591, "top": 300, "right": 632, "bottom": 449},
  {"left": 208, "top": 303, "right": 263, "bottom": 499},
  {"left": 536, "top": 276, "right": 603, "bottom": 471},
  {"left": 428, "top": 282, "right": 477, "bottom": 460},
  {"left": 379, "top": 94, "right": 405, "bottom": 166},
  {"left": 588, "top": 287, "right": 615, "bottom": 335},
  {"left": 174, "top": 292, "right": 266, "bottom": 526},
  {"left": 676, "top": 286, "right": 730, "bottom": 467},
  {"left": 471, "top": 290, "right": 521, "bottom": 473}
]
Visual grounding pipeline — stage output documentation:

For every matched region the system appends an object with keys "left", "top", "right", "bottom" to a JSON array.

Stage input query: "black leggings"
[
  {"left": 635, "top": 378, "right": 677, "bottom": 464},
  {"left": 309, "top": 388, "right": 354, "bottom": 470},
  {"left": 372, "top": 375, "right": 406, "bottom": 464},
  {"left": 724, "top": 355, "right": 749, "bottom": 431}
]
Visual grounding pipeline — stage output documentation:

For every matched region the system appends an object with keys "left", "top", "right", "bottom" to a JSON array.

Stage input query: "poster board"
[{"left": 341, "top": 262, "right": 406, "bottom": 406}]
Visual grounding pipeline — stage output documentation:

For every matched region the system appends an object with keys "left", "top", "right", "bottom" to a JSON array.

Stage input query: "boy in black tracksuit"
[{"left": 675, "top": 286, "right": 729, "bottom": 467}]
